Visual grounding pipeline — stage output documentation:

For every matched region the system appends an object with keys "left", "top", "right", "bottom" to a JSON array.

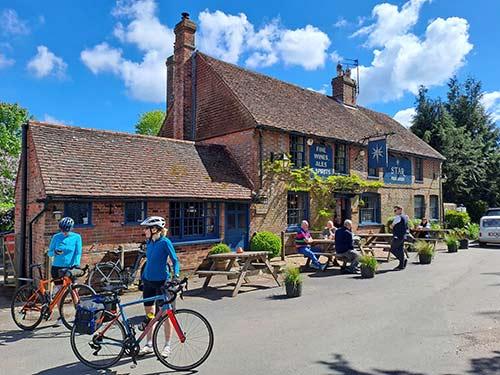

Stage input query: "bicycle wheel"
[
  {"left": 11, "top": 284, "right": 44, "bottom": 330},
  {"left": 88, "top": 265, "right": 121, "bottom": 292},
  {"left": 70, "top": 318, "right": 126, "bottom": 370},
  {"left": 59, "top": 284, "right": 96, "bottom": 330},
  {"left": 153, "top": 309, "right": 214, "bottom": 371}
]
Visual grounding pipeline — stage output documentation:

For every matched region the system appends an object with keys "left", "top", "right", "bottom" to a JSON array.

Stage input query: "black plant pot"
[
  {"left": 447, "top": 244, "right": 458, "bottom": 253},
  {"left": 459, "top": 239, "right": 469, "bottom": 249},
  {"left": 419, "top": 253, "right": 432, "bottom": 264},
  {"left": 360, "top": 265, "right": 375, "bottom": 278},
  {"left": 285, "top": 282, "right": 302, "bottom": 298}
]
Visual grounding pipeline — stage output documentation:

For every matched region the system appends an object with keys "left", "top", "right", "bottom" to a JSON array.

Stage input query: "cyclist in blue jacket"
[{"left": 138, "top": 216, "right": 180, "bottom": 357}]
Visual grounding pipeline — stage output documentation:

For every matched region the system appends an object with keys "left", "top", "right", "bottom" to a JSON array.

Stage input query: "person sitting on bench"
[
  {"left": 334, "top": 219, "right": 360, "bottom": 274},
  {"left": 295, "top": 220, "right": 327, "bottom": 271}
]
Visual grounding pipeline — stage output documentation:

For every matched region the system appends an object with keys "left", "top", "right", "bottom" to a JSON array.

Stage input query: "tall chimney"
[
  {"left": 332, "top": 63, "right": 357, "bottom": 106},
  {"left": 166, "top": 55, "right": 174, "bottom": 108},
  {"left": 172, "top": 12, "right": 196, "bottom": 140}
]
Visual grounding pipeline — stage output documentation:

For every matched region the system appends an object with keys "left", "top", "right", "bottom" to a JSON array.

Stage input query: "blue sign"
[
  {"left": 384, "top": 156, "right": 412, "bottom": 184},
  {"left": 368, "top": 139, "right": 388, "bottom": 169},
  {"left": 309, "top": 144, "right": 333, "bottom": 177}
]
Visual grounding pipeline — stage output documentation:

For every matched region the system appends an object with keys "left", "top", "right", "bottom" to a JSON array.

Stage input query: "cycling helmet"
[
  {"left": 59, "top": 217, "right": 75, "bottom": 232},
  {"left": 140, "top": 216, "right": 166, "bottom": 228}
]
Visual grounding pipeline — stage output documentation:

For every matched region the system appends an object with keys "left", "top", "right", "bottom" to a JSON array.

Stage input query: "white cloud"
[
  {"left": 0, "top": 53, "right": 15, "bottom": 69},
  {"left": 81, "top": 43, "right": 122, "bottom": 74},
  {"left": 42, "top": 114, "right": 71, "bottom": 125},
  {"left": 330, "top": 50, "right": 343, "bottom": 64},
  {"left": 0, "top": 9, "right": 29, "bottom": 35},
  {"left": 27, "top": 45, "right": 67, "bottom": 78},
  {"left": 334, "top": 17, "right": 348, "bottom": 28},
  {"left": 353, "top": 0, "right": 473, "bottom": 104},
  {"left": 481, "top": 91, "right": 500, "bottom": 123},
  {"left": 307, "top": 84, "right": 329, "bottom": 95},
  {"left": 393, "top": 107, "right": 416, "bottom": 128}
]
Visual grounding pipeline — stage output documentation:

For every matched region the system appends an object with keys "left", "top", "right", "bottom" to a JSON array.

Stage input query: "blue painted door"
[{"left": 224, "top": 203, "right": 249, "bottom": 251}]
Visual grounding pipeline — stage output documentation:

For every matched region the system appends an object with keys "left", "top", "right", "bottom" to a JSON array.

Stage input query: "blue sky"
[{"left": 1, "top": 0, "right": 499, "bottom": 133}]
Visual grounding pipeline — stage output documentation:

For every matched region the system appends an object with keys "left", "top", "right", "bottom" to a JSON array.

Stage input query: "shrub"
[
  {"left": 409, "top": 219, "right": 421, "bottom": 229},
  {"left": 445, "top": 210, "right": 470, "bottom": 229},
  {"left": 284, "top": 267, "right": 302, "bottom": 286},
  {"left": 250, "top": 231, "right": 281, "bottom": 258},
  {"left": 359, "top": 255, "right": 378, "bottom": 271},
  {"left": 209, "top": 243, "right": 231, "bottom": 255},
  {"left": 415, "top": 241, "right": 435, "bottom": 256},
  {"left": 430, "top": 222, "right": 442, "bottom": 230},
  {"left": 465, "top": 223, "right": 479, "bottom": 241},
  {"left": 0, "top": 205, "right": 14, "bottom": 233},
  {"left": 444, "top": 235, "right": 459, "bottom": 248},
  {"left": 451, "top": 228, "right": 468, "bottom": 240},
  {"left": 386, "top": 216, "right": 395, "bottom": 232}
]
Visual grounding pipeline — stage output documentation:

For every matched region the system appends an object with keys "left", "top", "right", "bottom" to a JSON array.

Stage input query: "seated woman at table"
[
  {"left": 335, "top": 219, "right": 360, "bottom": 274},
  {"left": 322, "top": 220, "right": 336, "bottom": 240},
  {"left": 417, "top": 217, "right": 431, "bottom": 238},
  {"left": 296, "top": 220, "right": 327, "bottom": 272}
]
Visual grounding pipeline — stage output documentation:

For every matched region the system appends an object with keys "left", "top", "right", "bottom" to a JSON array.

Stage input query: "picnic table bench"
[{"left": 196, "top": 251, "right": 281, "bottom": 297}]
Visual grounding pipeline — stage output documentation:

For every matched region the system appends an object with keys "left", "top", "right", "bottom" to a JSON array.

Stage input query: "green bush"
[
  {"left": 0, "top": 205, "right": 14, "bottom": 233},
  {"left": 209, "top": 243, "right": 231, "bottom": 255},
  {"left": 444, "top": 235, "right": 459, "bottom": 248},
  {"left": 444, "top": 210, "right": 470, "bottom": 229},
  {"left": 451, "top": 228, "right": 468, "bottom": 240},
  {"left": 250, "top": 231, "right": 281, "bottom": 258},
  {"left": 415, "top": 240, "right": 435, "bottom": 256},
  {"left": 359, "top": 255, "right": 378, "bottom": 271},
  {"left": 284, "top": 266, "right": 302, "bottom": 286},
  {"left": 465, "top": 223, "right": 479, "bottom": 241},
  {"left": 430, "top": 222, "right": 442, "bottom": 230}
]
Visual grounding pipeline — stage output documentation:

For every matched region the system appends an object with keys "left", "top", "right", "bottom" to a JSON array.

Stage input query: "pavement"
[{"left": 1, "top": 245, "right": 500, "bottom": 375}]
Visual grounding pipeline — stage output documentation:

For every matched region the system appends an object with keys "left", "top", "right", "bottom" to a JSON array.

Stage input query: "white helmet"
[{"left": 140, "top": 216, "right": 166, "bottom": 228}]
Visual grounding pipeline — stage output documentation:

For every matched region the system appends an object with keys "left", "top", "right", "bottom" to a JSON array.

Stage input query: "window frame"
[
  {"left": 124, "top": 201, "right": 147, "bottom": 225},
  {"left": 429, "top": 195, "right": 439, "bottom": 221},
  {"left": 169, "top": 201, "right": 219, "bottom": 242},
  {"left": 64, "top": 202, "right": 92, "bottom": 227},
  {"left": 414, "top": 195, "right": 426, "bottom": 219},
  {"left": 334, "top": 143, "right": 348, "bottom": 175},
  {"left": 286, "top": 191, "right": 309, "bottom": 231},
  {"left": 359, "top": 193, "right": 381, "bottom": 225},
  {"left": 368, "top": 167, "right": 379, "bottom": 179},
  {"left": 415, "top": 157, "right": 424, "bottom": 182},
  {"left": 289, "top": 134, "right": 306, "bottom": 168}
]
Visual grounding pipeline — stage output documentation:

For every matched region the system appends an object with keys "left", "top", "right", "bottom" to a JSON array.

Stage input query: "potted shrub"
[
  {"left": 284, "top": 267, "right": 302, "bottom": 298},
  {"left": 453, "top": 228, "right": 469, "bottom": 249},
  {"left": 250, "top": 231, "right": 282, "bottom": 259},
  {"left": 415, "top": 240, "right": 434, "bottom": 264},
  {"left": 208, "top": 243, "right": 232, "bottom": 271},
  {"left": 359, "top": 255, "right": 378, "bottom": 278},
  {"left": 445, "top": 235, "right": 459, "bottom": 253},
  {"left": 465, "top": 223, "right": 479, "bottom": 242}
]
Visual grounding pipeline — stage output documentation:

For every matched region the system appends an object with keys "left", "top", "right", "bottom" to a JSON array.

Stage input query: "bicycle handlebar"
[{"left": 161, "top": 277, "right": 188, "bottom": 304}]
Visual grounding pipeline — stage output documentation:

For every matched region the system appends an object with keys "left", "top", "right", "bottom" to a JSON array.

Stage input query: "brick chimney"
[
  {"left": 171, "top": 12, "right": 196, "bottom": 140},
  {"left": 331, "top": 63, "right": 357, "bottom": 106}
]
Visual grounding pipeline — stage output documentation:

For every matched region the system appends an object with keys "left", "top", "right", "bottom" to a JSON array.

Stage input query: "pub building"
[{"left": 14, "top": 13, "right": 444, "bottom": 275}]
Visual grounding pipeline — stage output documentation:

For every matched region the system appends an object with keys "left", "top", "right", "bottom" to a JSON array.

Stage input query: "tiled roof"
[
  {"left": 29, "top": 122, "right": 253, "bottom": 199},
  {"left": 199, "top": 53, "right": 444, "bottom": 160}
]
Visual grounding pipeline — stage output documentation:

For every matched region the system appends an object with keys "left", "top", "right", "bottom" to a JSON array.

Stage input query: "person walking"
[{"left": 390, "top": 205, "right": 409, "bottom": 270}]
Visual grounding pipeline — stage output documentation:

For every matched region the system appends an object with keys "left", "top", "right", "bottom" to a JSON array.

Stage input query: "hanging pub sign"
[
  {"left": 309, "top": 143, "right": 333, "bottom": 177},
  {"left": 384, "top": 156, "right": 412, "bottom": 184},
  {"left": 368, "top": 138, "right": 388, "bottom": 169}
]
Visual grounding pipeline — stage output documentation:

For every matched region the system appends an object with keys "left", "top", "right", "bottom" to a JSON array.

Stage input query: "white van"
[{"left": 479, "top": 216, "right": 500, "bottom": 247}]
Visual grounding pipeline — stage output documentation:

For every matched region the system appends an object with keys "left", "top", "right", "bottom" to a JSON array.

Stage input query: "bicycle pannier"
[{"left": 74, "top": 300, "right": 105, "bottom": 334}]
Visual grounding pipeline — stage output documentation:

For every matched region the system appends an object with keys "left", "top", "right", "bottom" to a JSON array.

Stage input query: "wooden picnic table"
[
  {"left": 357, "top": 233, "right": 402, "bottom": 262},
  {"left": 410, "top": 228, "right": 450, "bottom": 239},
  {"left": 196, "top": 251, "right": 281, "bottom": 297}
]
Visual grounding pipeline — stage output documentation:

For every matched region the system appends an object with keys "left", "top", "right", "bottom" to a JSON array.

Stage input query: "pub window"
[
  {"left": 287, "top": 191, "right": 309, "bottom": 229},
  {"left": 368, "top": 167, "right": 378, "bottom": 178},
  {"left": 335, "top": 143, "right": 347, "bottom": 174},
  {"left": 415, "top": 158, "right": 424, "bottom": 182},
  {"left": 289, "top": 135, "right": 306, "bottom": 168},
  {"left": 169, "top": 202, "right": 219, "bottom": 241},
  {"left": 414, "top": 195, "right": 426, "bottom": 219},
  {"left": 430, "top": 195, "right": 439, "bottom": 221},
  {"left": 64, "top": 202, "right": 92, "bottom": 227},
  {"left": 124, "top": 201, "right": 147, "bottom": 224},
  {"left": 359, "top": 193, "right": 381, "bottom": 225}
]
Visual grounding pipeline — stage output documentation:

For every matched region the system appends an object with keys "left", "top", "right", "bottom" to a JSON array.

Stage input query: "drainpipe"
[
  {"left": 28, "top": 201, "right": 48, "bottom": 278},
  {"left": 439, "top": 162, "right": 444, "bottom": 226},
  {"left": 18, "top": 121, "right": 29, "bottom": 282},
  {"left": 190, "top": 51, "right": 197, "bottom": 140},
  {"left": 258, "top": 128, "right": 263, "bottom": 190}
]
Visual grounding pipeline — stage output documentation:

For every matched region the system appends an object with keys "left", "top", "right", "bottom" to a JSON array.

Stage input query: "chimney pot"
[{"left": 182, "top": 12, "right": 190, "bottom": 19}]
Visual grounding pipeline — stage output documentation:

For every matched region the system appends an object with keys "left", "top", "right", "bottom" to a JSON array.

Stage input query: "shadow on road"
[
  {"left": 0, "top": 324, "right": 69, "bottom": 345},
  {"left": 184, "top": 283, "right": 275, "bottom": 301},
  {"left": 466, "top": 351, "right": 500, "bottom": 374}
]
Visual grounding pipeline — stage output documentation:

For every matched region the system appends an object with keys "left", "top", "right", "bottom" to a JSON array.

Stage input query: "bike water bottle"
[{"left": 138, "top": 312, "right": 155, "bottom": 331}]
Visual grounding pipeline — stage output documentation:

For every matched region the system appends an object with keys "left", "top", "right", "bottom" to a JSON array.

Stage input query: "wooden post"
[
  {"left": 281, "top": 231, "right": 285, "bottom": 261},
  {"left": 1, "top": 236, "right": 5, "bottom": 284},
  {"left": 119, "top": 245, "right": 125, "bottom": 268}
]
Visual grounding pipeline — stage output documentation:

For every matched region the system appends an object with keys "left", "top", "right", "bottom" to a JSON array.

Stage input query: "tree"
[
  {"left": 0, "top": 102, "right": 29, "bottom": 208},
  {"left": 134, "top": 110, "right": 165, "bottom": 136}
]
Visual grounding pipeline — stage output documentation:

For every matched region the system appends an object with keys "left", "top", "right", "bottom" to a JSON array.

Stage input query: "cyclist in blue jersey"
[{"left": 138, "top": 216, "right": 180, "bottom": 357}]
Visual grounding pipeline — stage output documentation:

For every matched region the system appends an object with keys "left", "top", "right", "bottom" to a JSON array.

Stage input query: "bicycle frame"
[{"left": 22, "top": 276, "right": 73, "bottom": 314}]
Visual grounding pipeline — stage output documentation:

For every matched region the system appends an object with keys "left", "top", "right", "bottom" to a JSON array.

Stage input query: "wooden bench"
[{"left": 304, "top": 252, "right": 337, "bottom": 268}]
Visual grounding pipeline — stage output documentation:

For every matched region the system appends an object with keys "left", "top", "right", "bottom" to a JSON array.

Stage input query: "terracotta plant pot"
[
  {"left": 214, "top": 260, "right": 230, "bottom": 271},
  {"left": 419, "top": 253, "right": 432, "bottom": 264},
  {"left": 459, "top": 239, "right": 469, "bottom": 249},
  {"left": 360, "top": 265, "right": 375, "bottom": 278},
  {"left": 447, "top": 243, "right": 458, "bottom": 253},
  {"left": 285, "top": 282, "right": 302, "bottom": 298}
]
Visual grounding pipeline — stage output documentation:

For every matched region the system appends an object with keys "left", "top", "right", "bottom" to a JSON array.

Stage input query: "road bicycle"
[
  {"left": 87, "top": 244, "right": 146, "bottom": 292},
  {"left": 11, "top": 263, "right": 95, "bottom": 330},
  {"left": 71, "top": 278, "right": 214, "bottom": 371}
]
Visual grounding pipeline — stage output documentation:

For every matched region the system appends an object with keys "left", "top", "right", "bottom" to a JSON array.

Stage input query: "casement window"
[
  {"left": 289, "top": 135, "right": 306, "bottom": 168},
  {"left": 414, "top": 195, "right": 426, "bottom": 219},
  {"left": 169, "top": 202, "right": 219, "bottom": 241},
  {"left": 335, "top": 143, "right": 348, "bottom": 174},
  {"left": 415, "top": 158, "right": 424, "bottom": 182},
  {"left": 359, "top": 193, "right": 381, "bottom": 225},
  {"left": 124, "top": 201, "right": 147, "bottom": 224},
  {"left": 430, "top": 195, "right": 439, "bottom": 221},
  {"left": 64, "top": 202, "right": 92, "bottom": 227},
  {"left": 287, "top": 191, "right": 309, "bottom": 229},
  {"left": 368, "top": 167, "right": 378, "bottom": 178}
]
